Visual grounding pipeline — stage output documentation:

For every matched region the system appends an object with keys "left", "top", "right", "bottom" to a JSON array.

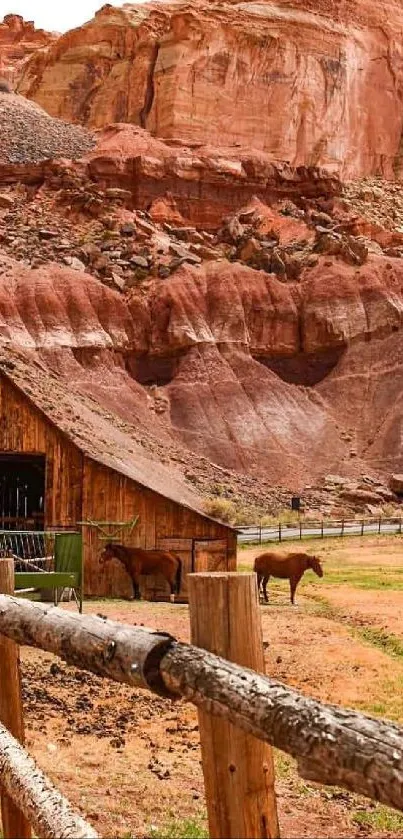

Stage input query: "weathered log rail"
[
  {"left": 0, "top": 722, "right": 98, "bottom": 839},
  {"left": 0, "top": 593, "right": 403, "bottom": 816}
]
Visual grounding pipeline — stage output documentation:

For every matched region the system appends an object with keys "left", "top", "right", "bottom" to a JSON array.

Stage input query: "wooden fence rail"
[
  {"left": 0, "top": 722, "right": 98, "bottom": 839},
  {"left": 238, "top": 515, "right": 403, "bottom": 544},
  {"left": 1, "top": 593, "right": 403, "bottom": 814},
  {"left": 0, "top": 560, "right": 30, "bottom": 839}
]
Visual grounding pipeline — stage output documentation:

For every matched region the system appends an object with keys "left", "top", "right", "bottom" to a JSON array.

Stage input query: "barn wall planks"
[
  {"left": 0, "top": 378, "right": 83, "bottom": 527},
  {"left": 81, "top": 459, "right": 143, "bottom": 598},
  {"left": 81, "top": 459, "right": 235, "bottom": 598},
  {"left": 227, "top": 532, "right": 237, "bottom": 570}
]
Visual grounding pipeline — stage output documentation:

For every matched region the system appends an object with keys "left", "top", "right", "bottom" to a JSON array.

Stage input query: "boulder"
[
  {"left": 238, "top": 238, "right": 262, "bottom": 264},
  {"left": 315, "top": 233, "right": 342, "bottom": 256},
  {"left": 63, "top": 256, "right": 86, "bottom": 271},
  {"left": 389, "top": 475, "right": 403, "bottom": 495},
  {"left": 270, "top": 249, "right": 286, "bottom": 278},
  {"left": 130, "top": 255, "right": 149, "bottom": 269},
  {"left": 0, "top": 193, "right": 14, "bottom": 208},
  {"left": 339, "top": 489, "right": 384, "bottom": 506},
  {"left": 311, "top": 211, "right": 333, "bottom": 228},
  {"left": 120, "top": 223, "right": 136, "bottom": 237}
]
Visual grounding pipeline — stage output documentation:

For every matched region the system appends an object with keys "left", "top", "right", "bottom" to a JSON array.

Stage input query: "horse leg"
[
  {"left": 262, "top": 576, "right": 270, "bottom": 603},
  {"left": 290, "top": 576, "right": 298, "bottom": 605},
  {"left": 131, "top": 574, "right": 141, "bottom": 600},
  {"left": 168, "top": 573, "right": 176, "bottom": 603}
]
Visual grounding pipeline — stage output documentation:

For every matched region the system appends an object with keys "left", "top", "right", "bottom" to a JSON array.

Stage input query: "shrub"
[
  {"left": 260, "top": 509, "right": 302, "bottom": 527},
  {"left": 231, "top": 506, "right": 259, "bottom": 525},
  {"left": 202, "top": 497, "right": 237, "bottom": 524},
  {"left": 0, "top": 79, "right": 12, "bottom": 93}
]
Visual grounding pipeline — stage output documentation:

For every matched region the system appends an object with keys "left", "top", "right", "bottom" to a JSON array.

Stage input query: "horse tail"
[{"left": 175, "top": 556, "right": 182, "bottom": 595}]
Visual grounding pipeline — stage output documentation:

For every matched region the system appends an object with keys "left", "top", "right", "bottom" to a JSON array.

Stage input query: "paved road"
[{"left": 238, "top": 520, "right": 402, "bottom": 544}]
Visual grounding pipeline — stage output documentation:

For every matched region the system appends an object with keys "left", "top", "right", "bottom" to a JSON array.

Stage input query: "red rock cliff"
[
  {"left": 16, "top": 0, "right": 403, "bottom": 179},
  {"left": 0, "top": 14, "right": 56, "bottom": 87}
]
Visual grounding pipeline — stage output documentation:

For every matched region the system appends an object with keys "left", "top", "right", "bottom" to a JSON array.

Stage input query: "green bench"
[{"left": 14, "top": 532, "right": 83, "bottom": 613}]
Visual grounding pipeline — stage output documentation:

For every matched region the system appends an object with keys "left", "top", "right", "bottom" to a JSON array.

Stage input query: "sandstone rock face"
[
  {"left": 0, "top": 14, "right": 55, "bottom": 87},
  {"left": 16, "top": 0, "right": 403, "bottom": 179},
  {"left": 18, "top": 4, "right": 170, "bottom": 126}
]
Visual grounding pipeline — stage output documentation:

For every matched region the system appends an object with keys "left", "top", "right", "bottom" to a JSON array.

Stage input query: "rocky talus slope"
[
  {"left": 0, "top": 92, "right": 94, "bottom": 169},
  {"left": 11, "top": 0, "right": 403, "bottom": 179}
]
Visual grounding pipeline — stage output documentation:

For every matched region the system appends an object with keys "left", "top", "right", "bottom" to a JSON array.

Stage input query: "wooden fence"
[
  {"left": 238, "top": 515, "right": 403, "bottom": 544},
  {"left": 1, "top": 561, "right": 403, "bottom": 838}
]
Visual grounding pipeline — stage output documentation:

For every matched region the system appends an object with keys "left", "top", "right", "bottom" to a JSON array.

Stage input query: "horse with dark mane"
[
  {"left": 99, "top": 542, "right": 182, "bottom": 601},
  {"left": 254, "top": 551, "right": 323, "bottom": 605}
]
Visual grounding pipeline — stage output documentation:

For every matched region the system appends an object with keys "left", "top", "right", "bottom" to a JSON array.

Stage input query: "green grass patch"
[
  {"left": 309, "top": 595, "right": 403, "bottom": 660},
  {"left": 357, "top": 674, "right": 403, "bottom": 722},
  {"left": 149, "top": 818, "right": 208, "bottom": 839},
  {"left": 274, "top": 749, "right": 294, "bottom": 780},
  {"left": 317, "top": 567, "right": 403, "bottom": 590},
  {"left": 352, "top": 805, "right": 403, "bottom": 833},
  {"left": 356, "top": 626, "right": 403, "bottom": 659},
  {"left": 354, "top": 678, "right": 403, "bottom": 722},
  {"left": 362, "top": 700, "right": 388, "bottom": 716}
]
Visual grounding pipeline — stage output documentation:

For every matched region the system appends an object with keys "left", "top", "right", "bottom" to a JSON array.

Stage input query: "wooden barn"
[{"left": 0, "top": 353, "right": 236, "bottom": 600}]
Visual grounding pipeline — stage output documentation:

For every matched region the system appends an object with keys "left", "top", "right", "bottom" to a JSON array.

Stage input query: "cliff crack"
[{"left": 139, "top": 42, "right": 159, "bottom": 129}]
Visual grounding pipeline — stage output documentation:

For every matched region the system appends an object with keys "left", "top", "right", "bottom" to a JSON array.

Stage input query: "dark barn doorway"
[{"left": 0, "top": 454, "right": 45, "bottom": 530}]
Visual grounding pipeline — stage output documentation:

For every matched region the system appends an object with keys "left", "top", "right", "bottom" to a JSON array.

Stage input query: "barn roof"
[{"left": 0, "top": 349, "right": 235, "bottom": 529}]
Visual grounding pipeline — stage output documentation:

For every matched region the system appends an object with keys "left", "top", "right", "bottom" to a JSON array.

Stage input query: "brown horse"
[
  {"left": 99, "top": 543, "right": 182, "bottom": 601},
  {"left": 254, "top": 551, "right": 323, "bottom": 605}
]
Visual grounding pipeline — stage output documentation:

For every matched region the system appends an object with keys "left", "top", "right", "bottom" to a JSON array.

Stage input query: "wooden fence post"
[
  {"left": 188, "top": 572, "right": 279, "bottom": 839},
  {"left": 0, "top": 559, "right": 31, "bottom": 839}
]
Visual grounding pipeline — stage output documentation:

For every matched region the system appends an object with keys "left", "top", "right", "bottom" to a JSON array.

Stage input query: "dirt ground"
[{"left": 16, "top": 536, "right": 403, "bottom": 838}]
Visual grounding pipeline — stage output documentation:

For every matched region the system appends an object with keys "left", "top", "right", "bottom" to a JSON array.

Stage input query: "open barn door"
[{"left": 0, "top": 454, "right": 45, "bottom": 530}]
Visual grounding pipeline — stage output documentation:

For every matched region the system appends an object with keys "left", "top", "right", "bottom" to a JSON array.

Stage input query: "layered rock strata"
[{"left": 85, "top": 125, "right": 341, "bottom": 227}]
